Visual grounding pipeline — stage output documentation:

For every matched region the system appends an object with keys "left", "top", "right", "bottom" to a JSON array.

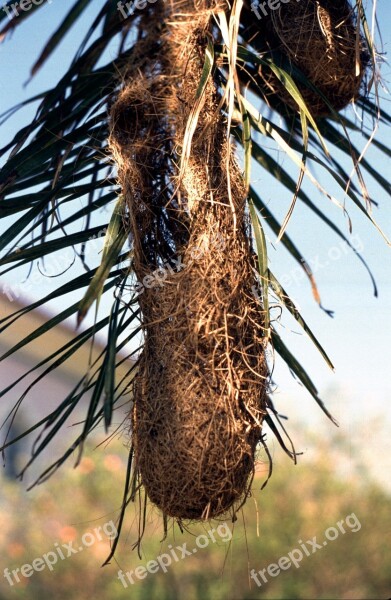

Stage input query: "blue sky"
[{"left": 0, "top": 1, "right": 390, "bottom": 485}]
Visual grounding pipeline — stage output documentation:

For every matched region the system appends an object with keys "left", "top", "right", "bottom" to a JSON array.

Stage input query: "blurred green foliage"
[{"left": 1, "top": 430, "right": 390, "bottom": 600}]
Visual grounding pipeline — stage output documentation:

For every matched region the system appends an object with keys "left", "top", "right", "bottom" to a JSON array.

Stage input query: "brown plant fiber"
[
  {"left": 257, "top": 0, "right": 367, "bottom": 116},
  {"left": 109, "top": 0, "right": 268, "bottom": 520}
]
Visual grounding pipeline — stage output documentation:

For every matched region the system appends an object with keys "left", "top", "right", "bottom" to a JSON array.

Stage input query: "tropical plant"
[{"left": 0, "top": 0, "right": 389, "bottom": 558}]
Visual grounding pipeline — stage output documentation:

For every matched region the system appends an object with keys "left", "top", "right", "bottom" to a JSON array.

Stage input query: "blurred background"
[{"left": 0, "top": 428, "right": 390, "bottom": 599}]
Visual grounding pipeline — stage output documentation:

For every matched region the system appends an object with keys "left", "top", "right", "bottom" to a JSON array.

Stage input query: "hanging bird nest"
[
  {"left": 132, "top": 187, "right": 268, "bottom": 519},
  {"left": 109, "top": 0, "right": 269, "bottom": 522},
  {"left": 255, "top": 0, "right": 369, "bottom": 116}
]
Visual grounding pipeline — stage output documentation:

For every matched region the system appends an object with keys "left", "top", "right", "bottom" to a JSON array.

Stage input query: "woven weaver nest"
[
  {"left": 109, "top": 1, "right": 269, "bottom": 522},
  {"left": 256, "top": 0, "right": 369, "bottom": 116},
  {"left": 132, "top": 209, "right": 268, "bottom": 519}
]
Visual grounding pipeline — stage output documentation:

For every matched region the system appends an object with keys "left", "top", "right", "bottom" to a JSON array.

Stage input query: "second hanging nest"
[{"left": 252, "top": 0, "right": 369, "bottom": 116}]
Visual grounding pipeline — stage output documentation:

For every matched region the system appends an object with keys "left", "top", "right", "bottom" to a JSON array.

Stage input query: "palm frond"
[{"left": 0, "top": 0, "right": 389, "bottom": 518}]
